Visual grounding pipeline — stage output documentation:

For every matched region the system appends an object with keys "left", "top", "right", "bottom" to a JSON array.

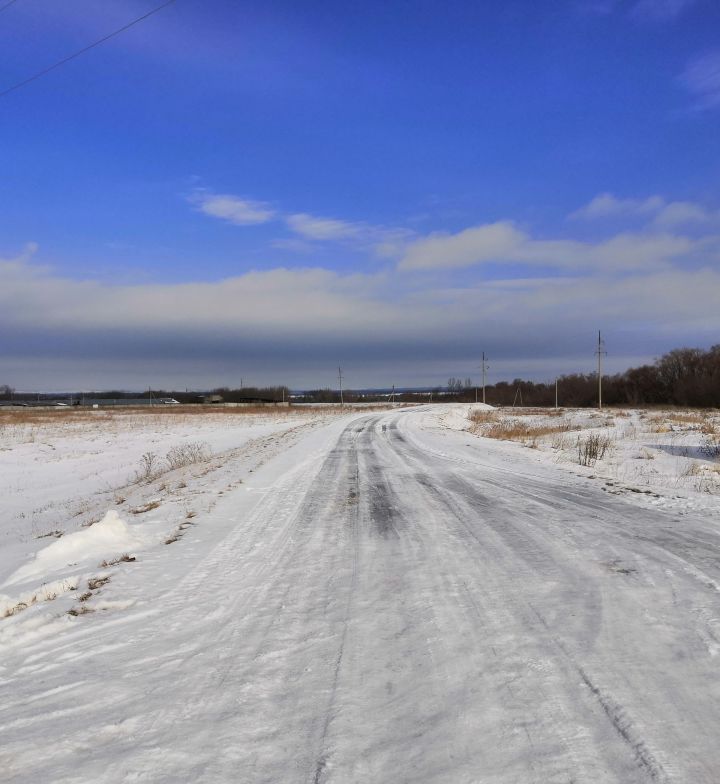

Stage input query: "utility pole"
[
  {"left": 596, "top": 330, "right": 607, "bottom": 410},
  {"left": 338, "top": 366, "right": 344, "bottom": 408},
  {"left": 480, "top": 352, "right": 489, "bottom": 405},
  {"left": 512, "top": 385, "right": 523, "bottom": 408},
  {"left": 555, "top": 378, "right": 558, "bottom": 410},
  {"left": 390, "top": 384, "right": 395, "bottom": 405}
]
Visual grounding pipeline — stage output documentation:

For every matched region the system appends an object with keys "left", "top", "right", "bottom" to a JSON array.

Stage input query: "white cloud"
[
  {"left": 4, "top": 251, "right": 720, "bottom": 387},
  {"left": 398, "top": 222, "right": 522, "bottom": 270},
  {"left": 285, "top": 213, "right": 363, "bottom": 241},
  {"left": 284, "top": 212, "right": 416, "bottom": 259},
  {"left": 189, "top": 189, "right": 415, "bottom": 256},
  {"left": 0, "top": 258, "right": 392, "bottom": 337},
  {"left": 682, "top": 51, "right": 720, "bottom": 110},
  {"left": 571, "top": 192, "right": 720, "bottom": 228},
  {"left": 568, "top": 193, "right": 720, "bottom": 229},
  {"left": 270, "top": 238, "right": 317, "bottom": 253},
  {"left": 189, "top": 192, "right": 276, "bottom": 225},
  {"left": 399, "top": 221, "right": 698, "bottom": 271},
  {"left": 570, "top": 193, "right": 665, "bottom": 220},
  {"left": 653, "top": 201, "right": 720, "bottom": 227},
  {"left": 3, "top": 253, "right": 719, "bottom": 339}
]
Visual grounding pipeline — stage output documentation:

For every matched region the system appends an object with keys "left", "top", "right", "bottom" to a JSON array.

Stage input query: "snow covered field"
[
  {"left": 0, "top": 407, "right": 348, "bottom": 619},
  {"left": 2, "top": 404, "right": 720, "bottom": 782},
  {"left": 464, "top": 406, "right": 720, "bottom": 515}
]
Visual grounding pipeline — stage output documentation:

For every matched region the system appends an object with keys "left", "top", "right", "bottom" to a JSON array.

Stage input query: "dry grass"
[
  {"left": 470, "top": 409, "right": 590, "bottom": 448},
  {"left": 682, "top": 461, "right": 720, "bottom": 493},
  {"left": 2, "top": 582, "right": 69, "bottom": 619},
  {"left": 495, "top": 407, "right": 565, "bottom": 417},
  {"left": 578, "top": 433, "right": 613, "bottom": 466},
  {"left": 130, "top": 500, "right": 161, "bottom": 515},
  {"left": 99, "top": 554, "right": 135, "bottom": 568},
  {"left": 646, "top": 411, "right": 718, "bottom": 434},
  {"left": 67, "top": 605, "right": 94, "bottom": 616},
  {"left": 0, "top": 404, "right": 299, "bottom": 425},
  {"left": 0, "top": 405, "right": 325, "bottom": 448},
  {"left": 166, "top": 441, "right": 210, "bottom": 470},
  {"left": 34, "top": 529, "right": 63, "bottom": 539},
  {"left": 468, "top": 410, "right": 499, "bottom": 425},
  {"left": 87, "top": 575, "right": 111, "bottom": 590},
  {"left": 3, "top": 601, "right": 30, "bottom": 618},
  {"left": 480, "top": 420, "right": 577, "bottom": 445}
]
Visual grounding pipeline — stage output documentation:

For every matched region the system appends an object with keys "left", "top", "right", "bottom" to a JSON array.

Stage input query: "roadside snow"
[
  {"left": 464, "top": 405, "right": 720, "bottom": 518},
  {"left": 0, "top": 407, "right": 350, "bottom": 622},
  {"left": 3, "top": 510, "right": 151, "bottom": 588},
  {"left": 1, "top": 404, "right": 720, "bottom": 782}
]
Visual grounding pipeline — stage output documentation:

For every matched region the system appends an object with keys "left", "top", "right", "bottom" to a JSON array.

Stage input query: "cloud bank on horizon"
[{"left": 1, "top": 0, "right": 719, "bottom": 389}]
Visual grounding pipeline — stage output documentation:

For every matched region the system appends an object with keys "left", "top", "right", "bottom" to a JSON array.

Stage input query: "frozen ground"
[
  {"left": 463, "top": 406, "right": 720, "bottom": 515},
  {"left": 1, "top": 404, "right": 720, "bottom": 782}
]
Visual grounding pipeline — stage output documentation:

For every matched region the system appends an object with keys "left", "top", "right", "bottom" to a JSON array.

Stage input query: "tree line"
[
  {"left": 1, "top": 345, "right": 718, "bottom": 408},
  {"left": 444, "top": 345, "right": 720, "bottom": 408},
  {"left": 0, "top": 385, "right": 290, "bottom": 404}
]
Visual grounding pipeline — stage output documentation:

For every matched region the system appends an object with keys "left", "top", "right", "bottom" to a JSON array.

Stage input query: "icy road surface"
[{"left": 2, "top": 406, "right": 720, "bottom": 783}]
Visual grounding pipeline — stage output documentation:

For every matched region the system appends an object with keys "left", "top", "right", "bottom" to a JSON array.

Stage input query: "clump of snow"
[
  {"left": 0, "top": 576, "right": 79, "bottom": 619},
  {"left": 438, "top": 403, "right": 494, "bottom": 432},
  {"left": 3, "top": 510, "right": 151, "bottom": 588}
]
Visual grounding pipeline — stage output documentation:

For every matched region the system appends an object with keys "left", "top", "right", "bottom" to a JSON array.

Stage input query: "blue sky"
[{"left": 2, "top": 0, "right": 719, "bottom": 389}]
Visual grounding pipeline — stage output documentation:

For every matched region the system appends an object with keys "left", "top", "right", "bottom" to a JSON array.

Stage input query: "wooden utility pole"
[
  {"left": 512, "top": 385, "right": 523, "bottom": 408},
  {"left": 480, "top": 352, "right": 488, "bottom": 405},
  {"left": 338, "top": 366, "right": 344, "bottom": 407},
  {"left": 555, "top": 377, "right": 558, "bottom": 409},
  {"left": 596, "top": 331, "right": 607, "bottom": 410}
]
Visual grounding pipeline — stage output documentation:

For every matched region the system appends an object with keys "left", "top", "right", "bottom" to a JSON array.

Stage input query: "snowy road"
[{"left": 3, "top": 407, "right": 720, "bottom": 782}]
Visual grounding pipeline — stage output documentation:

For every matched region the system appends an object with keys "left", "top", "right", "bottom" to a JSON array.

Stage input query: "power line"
[
  {"left": 0, "top": 0, "right": 177, "bottom": 100},
  {"left": 0, "top": 0, "right": 21, "bottom": 15}
]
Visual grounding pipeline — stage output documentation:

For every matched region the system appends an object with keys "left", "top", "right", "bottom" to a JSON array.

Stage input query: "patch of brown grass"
[
  {"left": 87, "top": 575, "right": 111, "bottom": 590},
  {"left": 3, "top": 601, "right": 29, "bottom": 618},
  {"left": 130, "top": 501, "right": 161, "bottom": 515},
  {"left": 34, "top": 529, "right": 63, "bottom": 539},
  {"left": 481, "top": 420, "right": 577, "bottom": 444},
  {"left": 67, "top": 605, "right": 94, "bottom": 616},
  {"left": 495, "top": 407, "right": 564, "bottom": 417},
  {"left": 647, "top": 411, "right": 716, "bottom": 434},
  {"left": 99, "top": 554, "right": 135, "bottom": 568},
  {"left": 468, "top": 410, "right": 498, "bottom": 425}
]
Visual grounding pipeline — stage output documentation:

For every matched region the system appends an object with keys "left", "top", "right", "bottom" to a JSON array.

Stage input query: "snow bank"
[
  {"left": 0, "top": 576, "right": 79, "bottom": 619},
  {"left": 3, "top": 510, "right": 151, "bottom": 588},
  {"left": 435, "top": 403, "right": 494, "bottom": 432}
]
